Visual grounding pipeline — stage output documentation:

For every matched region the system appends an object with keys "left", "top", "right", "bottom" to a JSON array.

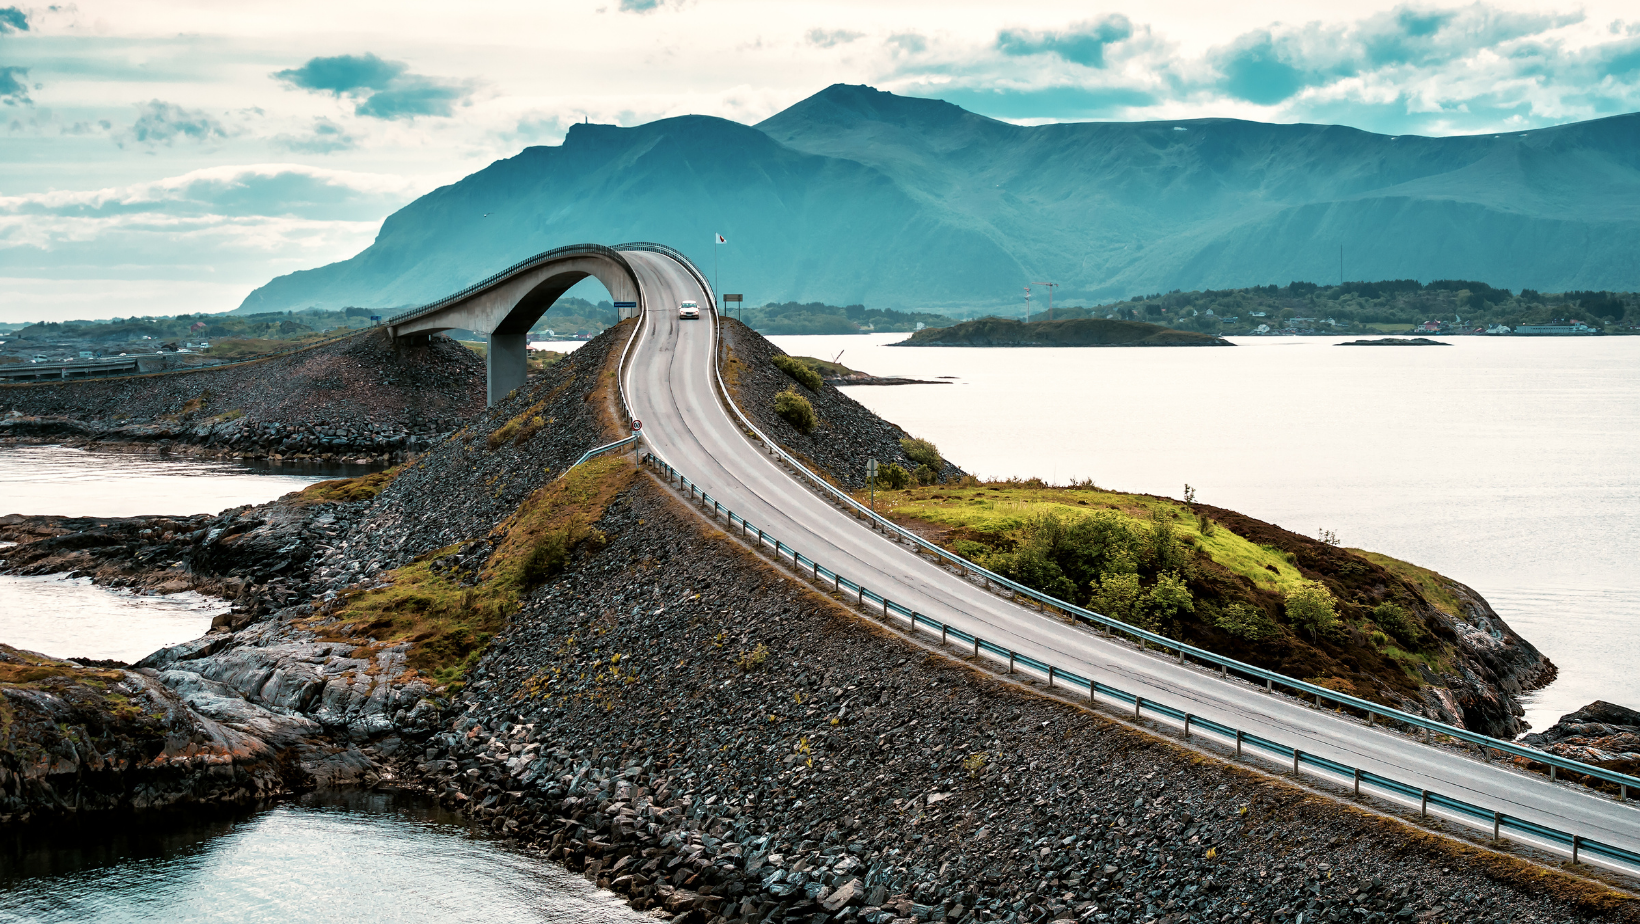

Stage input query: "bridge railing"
[
  {"left": 638, "top": 448, "right": 1640, "bottom": 874},
  {"left": 384, "top": 243, "right": 634, "bottom": 329}
]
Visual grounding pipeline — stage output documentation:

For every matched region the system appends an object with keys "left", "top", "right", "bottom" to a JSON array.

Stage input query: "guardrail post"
[
  {"left": 882, "top": 598, "right": 889, "bottom": 619},
  {"left": 1353, "top": 767, "right": 1361, "bottom": 796},
  {"left": 1293, "top": 749, "right": 1301, "bottom": 776},
  {"left": 1549, "top": 765, "right": 1556, "bottom": 782},
  {"left": 1134, "top": 696, "right": 1142, "bottom": 719},
  {"left": 1492, "top": 812, "right": 1502, "bottom": 841},
  {"left": 1572, "top": 835, "right": 1582, "bottom": 864},
  {"left": 1047, "top": 665, "right": 1055, "bottom": 688},
  {"left": 1183, "top": 714, "right": 1191, "bottom": 739},
  {"left": 812, "top": 560, "right": 819, "bottom": 581},
  {"left": 1623, "top": 783, "right": 1629, "bottom": 802},
  {"left": 1316, "top": 693, "right": 1324, "bottom": 708},
  {"left": 1368, "top": 711, "right": 1375, "bottom": 727},
  {"left": 858, "top": 586, "right": 864, "bottom": 605},
  {"left": 1178, "top": 648, "right": 1184, "bottom": 664},
  {"left": 834, "top": 573, "right": 841, "bottom": 592},
  {"left": 940, "top": 624, "right": 948, "bottom": 646},
  {"left": 1266, "top": 678, "right": 1273, "bottom": 693},
  {"left": 1089, "top": 679, "right": 1097, "bottom": 703},
  {"left": 1007, "top": 651, "right": 1015, "bottom": 674},
  {"left": 1235, "top": 730, "right": 1243, "bottom": 757},
  {"left": 1220, "top": 664, "right": 1227, "bottom": 679},
  {"left": 973, "top": 637, "right": 980, "bottom": 658},
  {"left": 1420, "top": 790, "right": 1429, "bottom": 817}
]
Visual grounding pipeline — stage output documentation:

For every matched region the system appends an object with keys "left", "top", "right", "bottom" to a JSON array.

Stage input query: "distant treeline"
[
  {"left": 733, "top": 301, "right": 957, "bottom": 335},
  {"left": 1019, "top": 280, "right": 1636, "bottom": 334},
  {"left": 5, "top": 307, "right": 382, "bottom": 343}
]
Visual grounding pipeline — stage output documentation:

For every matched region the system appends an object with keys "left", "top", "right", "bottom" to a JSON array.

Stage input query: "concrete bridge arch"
[{"left": 385, "top": 243, "right": 647, "bottom": 403}]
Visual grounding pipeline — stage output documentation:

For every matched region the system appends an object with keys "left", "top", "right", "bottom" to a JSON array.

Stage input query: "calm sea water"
[
  {"left": 0, "top": 444, "right": 352, "bottom": 662},
  {"left": 772, "top": 333, "right": 1640, "bottom": 732},
  {"left": 0, "top": 791, "right": 646, "bottom": 924}
]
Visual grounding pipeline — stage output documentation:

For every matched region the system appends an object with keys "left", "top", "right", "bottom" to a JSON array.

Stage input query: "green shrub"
[
  {"left": 900, "top": 436, "right": 941, "bottom": 469},
  {"left": 877, "top": 462, "right": 911, "bottom": 489},
  {"left": 950, "top": 539, "right": 991, "bottom": 560},
  {"left": 914, "top": 463, "right": 940, "bottom": 486},
  {"left": 774, "top": 388, "right": 817, "bottom": 432},
  {"left": 1285, "top": 579, "right": 1340, "bottom": 639},
  {"left": 1091, "top": 571, "right": 1143, "bottom": 623},
  {"left": 1212, "top": 602, "right": 1282, "bottom": 641},
  {"left": 1371, "top": 602, "right": 1423, "bottom": 647},
  {"left": 772, "top": 354, "right": 823, "bottom": 391}
]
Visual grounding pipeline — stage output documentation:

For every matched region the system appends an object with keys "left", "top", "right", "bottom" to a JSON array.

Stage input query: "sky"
[{"left": 3, "top": 0, "right": 1639, "bottom": 323}]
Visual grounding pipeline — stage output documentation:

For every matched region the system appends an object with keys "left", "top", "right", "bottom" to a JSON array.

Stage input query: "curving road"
[{"left": 618, "top": 249, "right": 1640, "bottom": 870}]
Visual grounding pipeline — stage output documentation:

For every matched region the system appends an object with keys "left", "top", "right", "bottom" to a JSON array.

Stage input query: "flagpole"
[{"left": 713, "top": 236, "right": 720, "bottom": 312}]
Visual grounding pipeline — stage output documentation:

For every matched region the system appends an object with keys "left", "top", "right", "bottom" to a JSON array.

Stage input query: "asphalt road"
[{"left": 619, "top": 249, "right": 1640, "bottom": 869}]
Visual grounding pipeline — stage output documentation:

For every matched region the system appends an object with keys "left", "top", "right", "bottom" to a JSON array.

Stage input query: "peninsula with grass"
[{"left": 894, "top": 316, "right": 1232, "bottom": 347}]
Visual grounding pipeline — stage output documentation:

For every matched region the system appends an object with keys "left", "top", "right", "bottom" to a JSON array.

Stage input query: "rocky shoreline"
[{"left": 2, "top": 322, "right": 1635, "bottom": 922}]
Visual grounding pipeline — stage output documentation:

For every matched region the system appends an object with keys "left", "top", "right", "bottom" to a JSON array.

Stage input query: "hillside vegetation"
[
  {"left": 898, "top": 317, "right": 1229, "bottom": 346},
  {"left": 865, "top": 477, "right": 1547, "bottom": 729}
]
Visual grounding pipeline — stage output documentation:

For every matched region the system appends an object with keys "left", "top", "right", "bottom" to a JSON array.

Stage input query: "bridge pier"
[{"left": 487, "top": 332, "right": 529, "bottom": 404}]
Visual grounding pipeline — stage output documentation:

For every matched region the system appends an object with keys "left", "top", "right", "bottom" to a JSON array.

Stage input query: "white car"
[{"left": 679, "top": 301, "right": 700, "bottom": 319}]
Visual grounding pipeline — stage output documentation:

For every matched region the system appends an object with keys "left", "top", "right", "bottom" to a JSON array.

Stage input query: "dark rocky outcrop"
[
  {"left": 0, "top": 644, "right": 284, "bottom": 824},
  {"left": 1, "top": 329, "right": 483, "bottom": 464},
  {"left": 1522, "top": 701, "right": 1640, "bottom": 779},
  {"left": 896, "top": 317, "right": 1231, "bottom": 347}
]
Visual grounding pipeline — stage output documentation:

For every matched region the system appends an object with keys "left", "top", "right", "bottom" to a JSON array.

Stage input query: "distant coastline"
[{"left": 893, "top": 317, "right": 1232, "bottom": 347}]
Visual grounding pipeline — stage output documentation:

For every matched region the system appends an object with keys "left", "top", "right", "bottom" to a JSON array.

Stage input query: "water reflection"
[{"left": 0, "top": 790, "right": 648, "bottom": 924}]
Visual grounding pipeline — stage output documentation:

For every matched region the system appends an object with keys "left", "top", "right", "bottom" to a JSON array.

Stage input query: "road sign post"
[
  {"left": 632, "top": 419, "right": 642, "bottom": 461},
  {"left": 866, "top": 459, "right": 879, "bottom": 513}
]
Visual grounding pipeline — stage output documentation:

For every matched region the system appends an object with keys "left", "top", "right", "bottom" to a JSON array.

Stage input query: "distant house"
[
  {"left": 1418, "top": 320, "right": 1443, "bottom": 332},
  {"left": 1485, "top": 324, "right": 1512, "bottom": 335},
  {"left": 1253, "top": 323, "right": 1271, "bottom": 334},
  {"left": 190, "top": 321, "right": 208, "bottom": 332}
]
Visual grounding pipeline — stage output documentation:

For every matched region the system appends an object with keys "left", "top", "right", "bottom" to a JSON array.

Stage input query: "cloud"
[
  {"left": 1216, "top": 31, "right": 1311, "bottom": 105},
  {"left": 0, "top": 65, "right": 27, "bottom": 106},
  {"left": 0, "top": 7, "right": 27, "bottom": 34},
  {"left": 617, "top": 0, "right": 683, "bottom": 13},
  {"left": 887, "top": 32, "right": 927, "bottom": 56},
  {"left": 807, "top": 28, "right": 863, "bottom": 49},
  {"left": 273, "top": 53, "right": 405, "bottom": 96},
  {"left": 997, "top": 15, "right": 1134, "bottom": 68},
  {"left": 120, "top": 100, "right": 230, "bottom": 147},
  {"left": 273, "top": 117, "right": 357, "bottom": 154},
  {"left": 273, "top": 53, "right": 475, "bottom": 120}
]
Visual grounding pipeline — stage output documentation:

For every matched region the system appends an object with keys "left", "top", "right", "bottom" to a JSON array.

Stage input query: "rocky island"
[{"left": 2, "top": 319, "right": 1633, "bottom": 924}]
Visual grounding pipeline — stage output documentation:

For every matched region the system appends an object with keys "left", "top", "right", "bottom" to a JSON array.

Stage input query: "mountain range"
[{"left": 236, "top": 84, "right": 1640, "bottom": 315}]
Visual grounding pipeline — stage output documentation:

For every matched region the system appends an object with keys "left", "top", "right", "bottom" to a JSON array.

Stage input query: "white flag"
[{"left": 715, "top": 233, "right": 726, "bottom": 244}]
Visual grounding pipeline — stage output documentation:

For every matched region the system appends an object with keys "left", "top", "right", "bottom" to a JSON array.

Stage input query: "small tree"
[
  {"left": 1212, "top": 602, "right": 1281, "bottom": 641},
  {"left": 1285, "top": 579, "right": 1340, "bottom": 639},
  {"left": 877, "top": 462, "right": 911, "bottom": 489},
  {"left": 771, "top": 354, "right": 823, "bottom": 391},
  {"left": 900, "top": 436, "right": 941, "bottom": 469},
  {"left": 774, "top": 388, "right": 816, "bottom": 433},
  {"left": 914, "top": 463, "right": 940, "bottom": 486}
]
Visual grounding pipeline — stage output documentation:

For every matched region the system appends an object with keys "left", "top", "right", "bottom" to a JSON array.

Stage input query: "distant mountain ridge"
[{"left": 236, "top": 85, "right": 1640, "bottom": 315}]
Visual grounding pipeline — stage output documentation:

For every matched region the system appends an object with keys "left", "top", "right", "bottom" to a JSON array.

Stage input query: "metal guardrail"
[
  {"left": 693, "top": 297, "right": 1640, "bottom": 801},
  {"left": 570, "top": 436, "right": 638, "bottom": 468},
  {"left": 639, "top": 448, "right": 1640, "bottom": 873}
]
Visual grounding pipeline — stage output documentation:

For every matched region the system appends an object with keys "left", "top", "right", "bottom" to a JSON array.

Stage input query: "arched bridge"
[{"left": 385, "top": 242, "right": 696, "bottom": 404}]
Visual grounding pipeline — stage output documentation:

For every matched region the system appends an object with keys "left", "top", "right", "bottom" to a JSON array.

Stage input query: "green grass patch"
[
  {"left": 884, "top": 483, "right": 1305, "bottom": 591},
  {"left": 1353, "top": 549, "right": 1466, "bottom": 618},
  {"left": 310, "top": 456, "right": 634, "bottom": 689},
  {"left": 296, "top": 465, "right": 405, "bottom": 504}
]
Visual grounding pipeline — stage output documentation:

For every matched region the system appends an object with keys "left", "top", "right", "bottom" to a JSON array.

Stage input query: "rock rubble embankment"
[
  {"left": 397, "top": 479, "right": 1630, "bottom": 924},
  {"left": 1, "top": 330, "right": 483, "bottom": 463},
  {"left": 721, "top": 318, "right": 962, "bottom": 488}
]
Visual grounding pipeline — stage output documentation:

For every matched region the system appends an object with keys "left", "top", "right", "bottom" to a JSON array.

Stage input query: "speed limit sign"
[{"left": 866, "top": 459, "right": 878, "bottom": 477}]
